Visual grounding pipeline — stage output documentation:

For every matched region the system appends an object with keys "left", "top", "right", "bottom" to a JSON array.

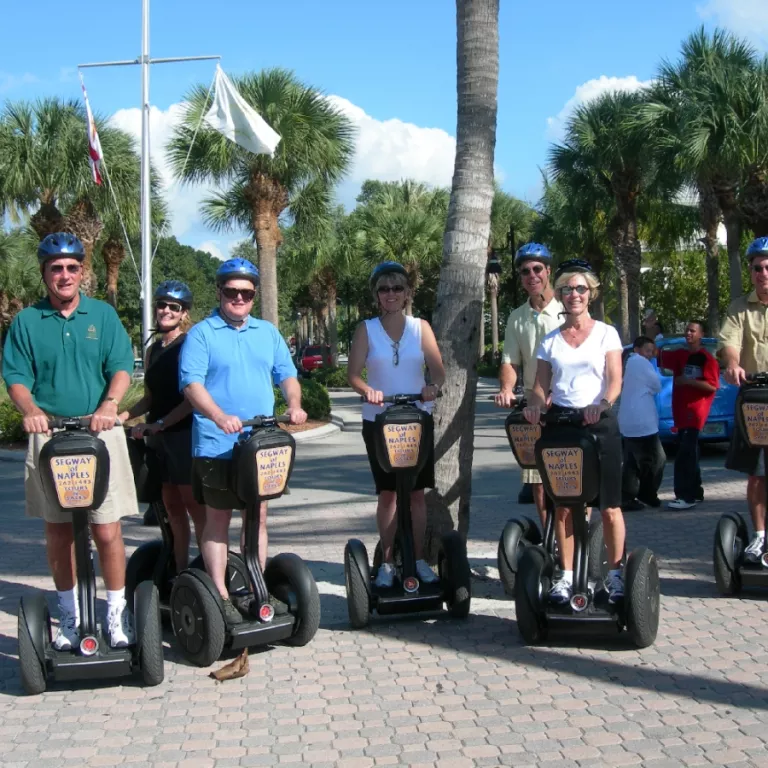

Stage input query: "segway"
[
  {"left": 169, "top": 416, "right": 320, "bottom": 667},
  {"left": 344, "top": 394, "right": 471, "bottom": 628},
  {"left": 124, "top": 433, "right": 249, "bottom": 619},
  {"left": 496, "top": 392, "right": 608, "bottom": 596},
  {"left": 17, "top": 418, "right": 164, "bottom": 695},
  {"left": 515, "top": 408, "right": 660, "bottom": 648},
  {"left": 714, "top": 373, "right": 768, "bottom": 594}
]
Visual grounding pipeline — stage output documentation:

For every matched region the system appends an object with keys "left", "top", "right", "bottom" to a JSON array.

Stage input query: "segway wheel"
[
  {"left": 497, "top": 517, "right": 541, "bottom": 596},
  {"left": 126, "top": 540, "right": 166, "bottom": 608},
  {"left": 188, "top": 552, "right": 250, "bottom": 595},
  {"left": 587, "top": 516, "right": 610, "bottom": 581},
  {"left": 713, "top": 513, "right": 746, "bottom": 595},
  {"left": 515, "top": 546, "right": 549, "bottom": 645},
  {"left": 18, "top": 594, "right": 49, "bottom": 695},
  {"left": 264, "top": 553, "right": 321, "bottom": 647},
  {"left": 170, "top": 571, "right": 226, "bottom": 667},
  {"left": 439, "top": 531, "right": 471, "bottom": 619},
  {"left": 134, "top": 580, "right": 164, "bottom": 686},
  {"left": 624, "top": 547, "right": 660, "bottom": 649},
  {"left": 344, "top": 540, "right": 371, "bottom": 629}
]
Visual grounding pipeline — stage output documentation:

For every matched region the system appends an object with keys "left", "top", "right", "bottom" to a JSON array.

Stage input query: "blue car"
[{"left": 622, "top": 337, "right": 737, "bottom": 444}]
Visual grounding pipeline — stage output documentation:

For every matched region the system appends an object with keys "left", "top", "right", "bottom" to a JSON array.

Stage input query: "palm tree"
[
  {"left": 0, "top": 228, "right": 43, "bottom": 328},
  {"left": 167, "top": 68, "right": 355, "bottom": 327},
  {"left": 425, "top": 0, "right": 499, "bottom": 553}
]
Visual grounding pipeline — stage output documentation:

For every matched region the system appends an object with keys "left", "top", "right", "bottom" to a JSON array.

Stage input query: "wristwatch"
[
  {"left": 104, "top": 397, "right": 119, "bottom": 407},
  {"left": 600, "top": 398, "right": 613, "bottom": 410}
]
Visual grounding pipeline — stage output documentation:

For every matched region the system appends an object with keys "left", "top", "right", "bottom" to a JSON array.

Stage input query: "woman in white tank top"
[{"left": 348, "top": 262, "right": 446, "bottom": 588}]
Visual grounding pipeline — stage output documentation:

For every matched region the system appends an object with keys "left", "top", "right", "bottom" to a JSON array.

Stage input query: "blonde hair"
[
  {"left": 554, "top": 270, "right": 601, "bottom": 303},
  {"left": 372, "top": 270, "right": 410, "bottom": 302}
]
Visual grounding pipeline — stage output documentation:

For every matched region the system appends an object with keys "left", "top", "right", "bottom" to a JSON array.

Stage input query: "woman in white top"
[
  {"left": 348, "top": 262, "right": 446, "bottom": 589},
  {"left": 523, "top": 260, "right": 625, "bottom": 605}
]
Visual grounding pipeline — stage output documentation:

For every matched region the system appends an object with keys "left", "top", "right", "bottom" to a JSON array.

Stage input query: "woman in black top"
[{"left": 119, "top": 281, "right": 204, "bottom": 571}]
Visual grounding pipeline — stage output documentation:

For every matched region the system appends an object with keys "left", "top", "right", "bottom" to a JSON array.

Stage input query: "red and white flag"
[{"left": 80, "top": 73, "right": 103, "bottom": 185}]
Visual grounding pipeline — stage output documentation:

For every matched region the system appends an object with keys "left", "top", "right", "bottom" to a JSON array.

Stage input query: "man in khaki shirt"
[
  {"left": 495, "top": 242, "right": 564, "bottom": 521},
  {"left": 718, "top": 236, "right": 768, "bottom": 562}
]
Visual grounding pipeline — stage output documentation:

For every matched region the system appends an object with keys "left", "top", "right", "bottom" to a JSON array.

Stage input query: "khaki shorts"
[
  {"left": 522, "top": 468, "right": 542, "bottom": 484},
  {"left": 25, "top": 427, "right": 139, "bottom": 524}
]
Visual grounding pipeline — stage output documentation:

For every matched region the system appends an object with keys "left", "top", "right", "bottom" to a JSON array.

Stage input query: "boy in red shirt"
[{"left": 659, "top": 321, "right": 720, "bottom": 509}]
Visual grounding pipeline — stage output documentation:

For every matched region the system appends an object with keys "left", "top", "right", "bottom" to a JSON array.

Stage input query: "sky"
[{"left": 2, "top": 0, "right": 768, "bottom": 261}]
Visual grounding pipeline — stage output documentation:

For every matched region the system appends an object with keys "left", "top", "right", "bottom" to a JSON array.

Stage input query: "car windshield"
[{"left": 304, "top": 346, "right": 324, "bottom": 356}]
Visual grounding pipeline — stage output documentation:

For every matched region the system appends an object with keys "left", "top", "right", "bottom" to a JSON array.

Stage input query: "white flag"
[
  {"left": 204, "top": 65, "right": 281, "bottom": 157},
  {"left": 80, "top": 73, "right": 103, "bottom": 185}
]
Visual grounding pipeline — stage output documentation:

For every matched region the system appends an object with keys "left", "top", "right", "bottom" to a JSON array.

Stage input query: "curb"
[
  {"left": 331, "top": 412, "right": 362, "bottom": 432},
  {"left": 291, "top": 422, "right": 340, "bottom": 443}
]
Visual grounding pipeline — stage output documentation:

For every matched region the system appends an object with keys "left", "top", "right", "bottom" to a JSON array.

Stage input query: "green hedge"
[
  {"left": 0, "top": 400, "right": 25, "bottom": 442},
  {"left": 312, "top": 365, "right": 365, "bottom": 388},
  {"left": 273, "top": 379, "right": 331, "bottom": 420}
]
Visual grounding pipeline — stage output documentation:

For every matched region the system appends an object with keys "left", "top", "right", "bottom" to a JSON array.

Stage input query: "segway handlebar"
[
  {"left": 490, "top": 385, "right": 526, "bottom": 406},
  {"left": 745, "top": 372, "right": 768, "bottom": 385},
  {"left": 359, "top": 391, "right": 443, "bottom": 405},
  {"left": 240, "top": 415, "right": 292, "bottom": 428},
  {"left": 48, "top": 416, "right": 123, "bottom": 430}
]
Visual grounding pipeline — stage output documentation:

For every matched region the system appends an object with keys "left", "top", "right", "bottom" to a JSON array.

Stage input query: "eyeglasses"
[
  {"left": 519, "top": 265, "right": 545, "bottom": 277},
  {"left": 560, "top": 285, "right": 589, "bottom": 296},
  {"left": 378, "top": 285, "right": 405, "bottom": 295},
  {"left": 221, "top": 287, "right": 256, "bottom": 301},
  {"left": 49, "top": 264, "right": 81, "bottom": 275},
  {"left": 392, "top": 340, "right": 400, "bottom": 367},
  {"left": 753, "top": 264, "right": 768, "bottom": 274},
  {"left": 155, "top": 300, "right": 183, "bottom": 313}
]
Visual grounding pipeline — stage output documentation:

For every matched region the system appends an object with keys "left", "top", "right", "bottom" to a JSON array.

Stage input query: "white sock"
[
  {"left": 107, "top": 588, "right": 126, "bottom": 612},
  {"left": 57, "top": 588, "right": 79, "bottom": 619},
  {"left": 560, "top": 570, "right": 573, "bottom": 585},
  {"left": 755, "top": 531, "right": 765, "bottom": 539}
]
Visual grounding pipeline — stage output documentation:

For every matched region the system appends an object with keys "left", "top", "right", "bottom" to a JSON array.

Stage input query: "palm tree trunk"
[
  {"left": 479, "top": 298, "right": 486, "bottom": 358},
  {"left": 723, "top": 210, "right": 743, "bottom": 302},
  {"left": 609, "top": 207, "right": 640, "bottom": 342},
  {"left": 489, "top": 278, "right": 499, "bottom": 354},
  {"left": 699, "top": 182, "right": 721, "bottom": 334},
  {"left": 327, "top": 286, "right": 339, "bottom": 366},
  {"left": 102, "top": 237, "right": 126, "bottom": 309},
  {"left": 586, "top": 248, "right": 606, "bottom": 321},
  {"left": 425, "top": 0, "right": 498, "bottom": 557},
  {"left": 253, "top": 211, "right": 281, "bottom": 326},
  {"left": 30, "top": 201, "right": 64, "bottom": 240}
]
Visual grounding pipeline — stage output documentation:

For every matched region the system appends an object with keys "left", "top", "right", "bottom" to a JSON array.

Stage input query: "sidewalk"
[{"left": 1, "top": 387, "right": 768, "bottom": 767}]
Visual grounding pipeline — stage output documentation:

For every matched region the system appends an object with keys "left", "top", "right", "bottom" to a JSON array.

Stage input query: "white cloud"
[
  {"left": 197, "top": 240, "right": 226, "bottom": 261},
  {"left": 0, "top": 71, "right": 38, "bottom": 93},
  {"left": 546, "top": 75, "right": 652, "bottom": 141},
  {"left": 698, "top": 0, "right": 768, "bottom": 47}
]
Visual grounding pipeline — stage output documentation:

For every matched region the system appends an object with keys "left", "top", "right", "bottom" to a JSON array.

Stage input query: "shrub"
[
  {"left": 477, "top": 361, "right": 499, "bottom": 378},
  {"left": 273, "top": 379, "right": 331, "bottom": 421},
  {"left": 0, "top": 400, "right": 25, "bottom": 443},
  {"left": 313, "top": 366, "right": 351, "bottom": 388}
]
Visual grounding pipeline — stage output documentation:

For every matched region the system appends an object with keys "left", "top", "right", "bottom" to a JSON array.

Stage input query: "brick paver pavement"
[{"left": 2, "top": 382, "right": 768, "bottom": 767}]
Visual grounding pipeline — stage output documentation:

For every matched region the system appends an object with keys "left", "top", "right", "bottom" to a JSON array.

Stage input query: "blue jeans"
[{"left": 674, "top": 428, "right": 703, "bottom": 503}]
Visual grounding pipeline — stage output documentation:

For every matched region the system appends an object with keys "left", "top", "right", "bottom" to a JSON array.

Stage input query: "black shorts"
[
  {"left": 542, "top": 407, "right": 622, "bottom": 510},
  {"left": 362, "top": 417, "right": 435, "bottom": 494},
  {"left": 148, "top": 429, "right": 194, "bottom": 486},
  {"left": 192, "top": 457, "right": 243, "bottom": 510},
  {"left": 725, "top": 425, "right": 762, "bottom": 476}
]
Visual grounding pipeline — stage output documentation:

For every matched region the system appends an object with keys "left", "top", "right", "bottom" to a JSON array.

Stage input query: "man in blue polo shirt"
[{"left": 179, "top": 258, "right": 306, "bottom": 625}]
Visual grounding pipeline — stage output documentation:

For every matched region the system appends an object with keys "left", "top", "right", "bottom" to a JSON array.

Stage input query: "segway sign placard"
[
  {"left": 541, "top": 447, "right": 583, "bottom": 497},
  {"left": 383, "top": 423, "right": 422, "bottom": 468},
  {"left": 507, "top": 424, "right": 541, "bottom": 468},
  {"left": 255, "top": 446, "right": 293, "bottom": 495},
  {"left": 742, "top": 403, "right": 768, "bottom": 446},
  {"left": 49, "top": 454, "right": 97, "bottom": 508}
]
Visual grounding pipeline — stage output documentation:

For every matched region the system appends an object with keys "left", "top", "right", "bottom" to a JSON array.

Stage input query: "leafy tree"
[{"left": 0, "top": 228, "right": 42, "bottom": 329}]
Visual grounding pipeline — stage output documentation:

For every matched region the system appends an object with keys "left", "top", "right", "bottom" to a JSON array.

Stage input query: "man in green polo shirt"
[
  {"left": 3, "top": 233, "right": 138, "bottom": 651},
  {"left": 495, "top": 242, "right": 564, "bottom": 521}
]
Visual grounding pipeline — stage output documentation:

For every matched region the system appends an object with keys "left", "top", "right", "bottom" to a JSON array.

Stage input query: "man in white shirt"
[{"left": 619, "top": 335, "right": 665, "bottom": 511}]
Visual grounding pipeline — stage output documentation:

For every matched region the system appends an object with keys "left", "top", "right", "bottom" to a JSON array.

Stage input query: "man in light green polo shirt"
[
  {"left": 495, "top": 242, "right": 564, "bottom": 520},
  {"left": 2, "top": 233, "right": 138, "bottom": 651}
]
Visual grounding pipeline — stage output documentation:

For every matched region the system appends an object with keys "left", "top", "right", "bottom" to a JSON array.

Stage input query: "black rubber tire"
[
  {"left": 264, "top": 553, "right": 321, "bottom": 647},
  {"left": 713, "top": 514, "right": 745, "bottom": 595},
  {"left": 126, "top": 540, "right": 166, "bottom": 608},
  {"left": 134, "top": 580, "right": 164, "bottom": 686},
  {"left": 170, "top": 570, "right": 226, "bottom": 667},
  {"left": 344, "top": 542, "right": 371, "bottom": 629},
  {"left": 188, "top": 551, "right": 250, "bottom": 595},
  {"left": 497, "top": 517, "right": 541, "bottom": 597},
  {"left": 625, "top": 547, "right": 660, "bottom": 649},
  {"left": 515, "top": 546, "right": 549, "bottom": 645},
  {"left": 17, "top": 595, "right": 48, "bottom": 695},
  {"left": 439, "top": 531, "right": 472, "bottom": 619},
  {"left": 587, "top": 516, "right": 609, "bottom": 582}
]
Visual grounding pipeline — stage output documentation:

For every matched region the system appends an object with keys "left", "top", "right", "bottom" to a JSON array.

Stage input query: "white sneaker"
[
  {"left": 415, "top": 560, "right": 439, "bottom": 584},
  {"left": 107, "top": 600, "right": 136, "bottom": 648},
  {"left": 667, "top": 499, "right": 696, "bottom": 510},
  {"left": 548, "top": 577, "right": 572, "bottom": 605},
  {"left": 53, "top": 607, "right": 80, "bottom": 650},
  {"left": 374, "top": 562, "right": 395, "bottom": 588},
  {"left": 744, "top": 534, "right": 766, "bottom": 563}
]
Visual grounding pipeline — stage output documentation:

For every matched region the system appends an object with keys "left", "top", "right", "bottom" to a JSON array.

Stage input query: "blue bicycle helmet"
[
  {"left": 154, "top": 280, "right": 192, "bottom": 308},
  {"left": 514, "top": 242, "right": 552, "bottom": 268},
  {"left": 37, "top": 232, "right": 85, "bottom": 265},
  {"left": 369, "top": 261, "right": 408, "bottom": 291},
  {"left": 747, "top": 237, "right": 768, "bottom": 262},
  {"left": 215, "top": 258, "right": 259, "bottom": 286},
  {"left": 554, "top": 258, "right": 594, "bottom": 279}
]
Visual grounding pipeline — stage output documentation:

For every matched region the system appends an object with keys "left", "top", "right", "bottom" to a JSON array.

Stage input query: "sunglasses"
[
  {"left": 155, "top": 300, "right": 183, "bottom": 313},
  {"left": 49, "top": 264, "right": 81, "bottom": 275},
  {"left": 753, "top": 264, "right": 768, "bottom": 274},
  {"left": 560, "top": 285, "right": 590, "bottom": 296},
  {"left": 519, "top": 265, "right": 545, "bottom": 277},
  {"left": 392, "top": 340, "right": 400, "bottom": 367},
  {"left": 221, "top": 287, "right": 256, "bottom": 301},
  {"left": 378, "top": 285, "right": 405, "bottom": 295}
]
